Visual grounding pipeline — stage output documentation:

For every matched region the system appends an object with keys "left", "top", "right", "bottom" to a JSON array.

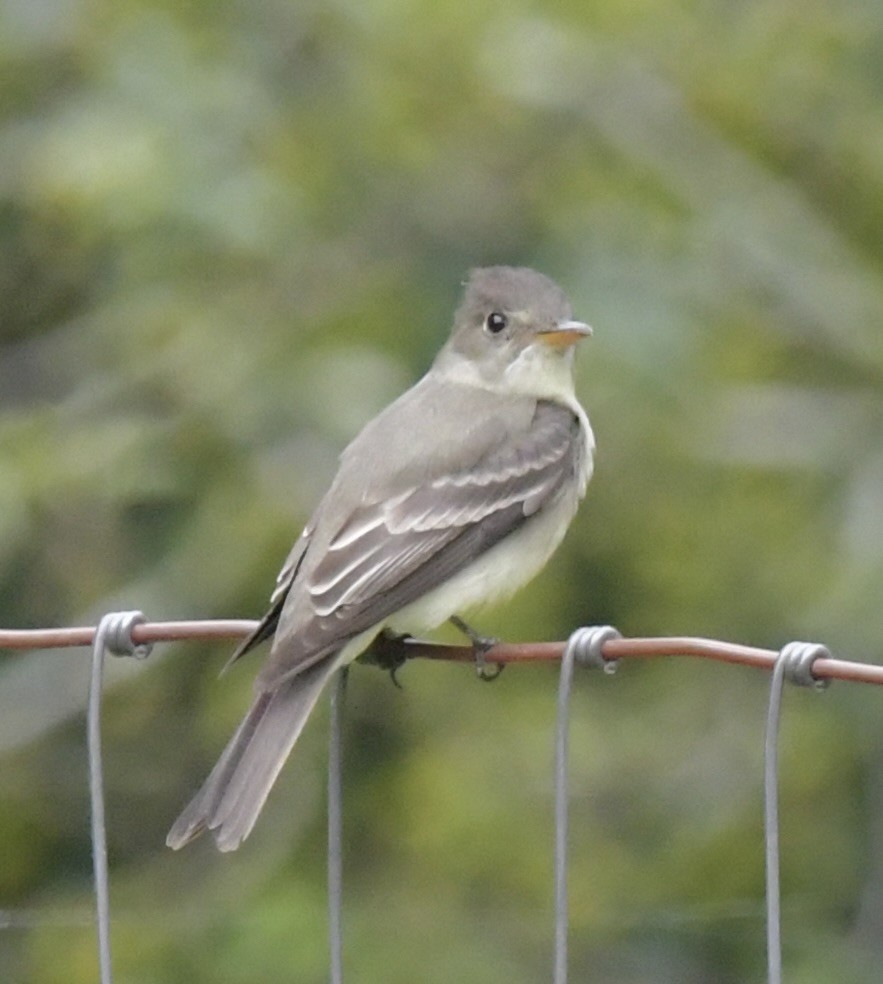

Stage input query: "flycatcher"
[{"left": 167, "top": 266, "right": 594, "bottom": 851}]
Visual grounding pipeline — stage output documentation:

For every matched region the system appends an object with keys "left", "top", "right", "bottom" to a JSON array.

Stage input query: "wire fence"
[{"left": 2, "top": 616, "right": 882, "bottom": 984}]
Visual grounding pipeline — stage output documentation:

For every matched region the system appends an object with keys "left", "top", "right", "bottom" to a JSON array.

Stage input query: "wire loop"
[
  {"left": 101, "top": 610, "right": 153, "bottom": 660},
  {"left": 562, "top": 624, "right": 622, "bottom": 674},
  {"left": 778, "top": 640, "right": 831, "bottom": 690}
]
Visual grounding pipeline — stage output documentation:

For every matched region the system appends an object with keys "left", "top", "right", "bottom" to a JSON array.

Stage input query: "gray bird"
[{"left": 167, "top": 266, "right": 594, "bottom": 851}]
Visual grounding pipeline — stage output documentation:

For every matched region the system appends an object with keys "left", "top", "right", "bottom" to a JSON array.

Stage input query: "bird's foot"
[
  {"left": 449, "top": 615, "right": 504, "bottom": 682},
  {"left": 361, "top": 629, "right": 412, "bottom": 689}
]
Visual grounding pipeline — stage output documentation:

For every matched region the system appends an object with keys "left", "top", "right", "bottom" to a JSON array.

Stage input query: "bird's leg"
[
  {"left": 360, "top": 629, "right": 412, "bottom": 689},
  {"left": 449, "top": 615, "right": 504, "bottom": 682}
]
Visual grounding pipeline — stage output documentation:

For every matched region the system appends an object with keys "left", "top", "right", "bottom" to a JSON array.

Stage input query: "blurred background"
[{"left": 2, "top": 0, "right": 882, "bottom": 981}]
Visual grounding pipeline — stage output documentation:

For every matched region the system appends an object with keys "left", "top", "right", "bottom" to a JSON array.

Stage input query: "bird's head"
[{"left": 437, "top": 266, "right": 591, "bottom": 395}]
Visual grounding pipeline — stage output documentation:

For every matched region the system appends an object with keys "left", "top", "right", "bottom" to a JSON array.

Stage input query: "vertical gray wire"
[
  {"left": 764, "top": 654, "right": 786, "bottom": 984},
  {"left": 553, "top": 626, "right": 619, "bottom": 984},
  {"left": 328, "top": 667, "right": 349, "bottom": 984},
  {"left": 554, "top": 643, "right": 577, "bottom": 984},
  {"left": 88, "top": 618, "right": 114, "bottom": 984}
]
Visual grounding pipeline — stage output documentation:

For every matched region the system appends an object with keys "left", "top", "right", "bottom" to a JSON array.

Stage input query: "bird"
[{"left": 167, "top": 266, "right": 594, "bottom": 851}]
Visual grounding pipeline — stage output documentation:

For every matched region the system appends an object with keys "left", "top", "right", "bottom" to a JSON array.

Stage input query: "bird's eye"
[{"left": 485, "top": 311, "right": 508, "bottom": 334}]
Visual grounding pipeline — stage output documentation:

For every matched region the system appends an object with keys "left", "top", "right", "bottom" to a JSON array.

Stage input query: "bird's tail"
[{"left": 166, "top": 660, "right": 337, "bottom": 852}]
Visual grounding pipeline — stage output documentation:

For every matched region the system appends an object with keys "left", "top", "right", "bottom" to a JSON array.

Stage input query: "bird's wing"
[
  {"left": 258, "top": 399, "right": 584, "bottom": 688},
  {"left": 222, "top": 521, "right": 315, "bottom": 669}
]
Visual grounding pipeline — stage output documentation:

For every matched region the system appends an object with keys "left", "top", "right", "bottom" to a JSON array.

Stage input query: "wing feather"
[
  {"left": 256, "top": 399, "right": 586, "bottom": 689},
  {"left": 301, "top": 401, "right": 578, "bottom": 644}
]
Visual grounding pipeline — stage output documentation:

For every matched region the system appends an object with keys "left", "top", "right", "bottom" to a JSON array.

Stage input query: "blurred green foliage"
[{"left": 2, "top": 0, "right": 883, "bottom": 981}]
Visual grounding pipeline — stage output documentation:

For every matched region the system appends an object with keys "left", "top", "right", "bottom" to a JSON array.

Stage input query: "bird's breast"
[{"left": 384, "top": 472, "right": 586, "bottom": 636}]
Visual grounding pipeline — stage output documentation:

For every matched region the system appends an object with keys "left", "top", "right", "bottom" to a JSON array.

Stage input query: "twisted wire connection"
[
  {"left": 777, "top": 640, "right": 831, "bottom": 690},
  {"left": 99, "top": 610, "right": 154, "bottom": 661}
]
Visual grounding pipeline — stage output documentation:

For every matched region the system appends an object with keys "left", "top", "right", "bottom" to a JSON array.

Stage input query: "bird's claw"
[
  {"left": 449, "top": 615, "right": 505, "bottom": 682},
  {"left": 388, "top": 662, "right": 405, "bottom": 690},
  {"left": 475, "top": 652, "right": 505, "bottom": 682},
  {"left": 361, "top": 630, "right": 411, "bottom": 689}
]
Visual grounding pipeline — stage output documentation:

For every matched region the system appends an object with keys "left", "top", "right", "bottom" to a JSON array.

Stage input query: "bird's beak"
[{"left": 536, "top": 320, "right": 593, "bottom": 348}]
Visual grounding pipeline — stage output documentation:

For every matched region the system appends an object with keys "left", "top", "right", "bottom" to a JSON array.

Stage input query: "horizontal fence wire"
[{"left": 2, "top": 620, "right": 882, "bottom": 685}]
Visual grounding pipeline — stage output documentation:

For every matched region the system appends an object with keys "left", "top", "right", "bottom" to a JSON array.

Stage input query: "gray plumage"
[{"left": 167, "top": 266, "right": 594, "bottom": 851}]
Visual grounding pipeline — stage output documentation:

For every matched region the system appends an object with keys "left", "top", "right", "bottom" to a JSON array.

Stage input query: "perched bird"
[{"left": 167, "top": 266, "right": 594, "bottom": 851}]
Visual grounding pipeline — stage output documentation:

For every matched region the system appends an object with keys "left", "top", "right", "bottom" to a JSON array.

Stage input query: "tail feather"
[{"left": 167, "top": 660, "right": 337, "bottom": 852}]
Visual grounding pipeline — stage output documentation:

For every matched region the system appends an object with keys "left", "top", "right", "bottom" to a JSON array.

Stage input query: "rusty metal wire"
[{"left": 2, "top": 620, "right": 881, "bottom": 686}]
